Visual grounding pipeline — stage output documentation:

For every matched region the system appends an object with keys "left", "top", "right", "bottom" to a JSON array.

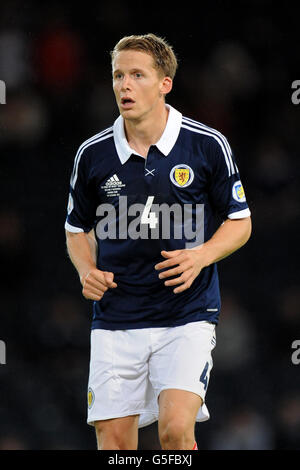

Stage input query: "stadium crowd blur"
[{"left": 0, "top": 1, "right": 299, "bottom": 450}]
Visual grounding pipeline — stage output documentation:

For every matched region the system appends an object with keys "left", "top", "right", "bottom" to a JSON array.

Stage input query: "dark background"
[{"left": 0, "top": 0, "right": 299, "bottom": 450}]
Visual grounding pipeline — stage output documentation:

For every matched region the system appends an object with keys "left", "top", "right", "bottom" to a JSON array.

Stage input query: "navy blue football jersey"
[{"left": 65, "top": 105, "right": 250, "bottom": 330}]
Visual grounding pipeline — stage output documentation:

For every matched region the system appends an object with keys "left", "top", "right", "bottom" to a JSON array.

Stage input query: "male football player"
[{"left": 65, "top": 33, "right": 251, "bottom": 450}]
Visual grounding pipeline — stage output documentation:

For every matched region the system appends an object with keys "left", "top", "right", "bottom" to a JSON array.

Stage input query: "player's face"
[{"left": 112, "top": 49, "right": 172, "bottom": 122}]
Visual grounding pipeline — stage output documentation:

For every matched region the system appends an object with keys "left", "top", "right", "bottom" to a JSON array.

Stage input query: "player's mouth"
[{"left": 120, "top": 97, "right": 135, "bottom": 109}]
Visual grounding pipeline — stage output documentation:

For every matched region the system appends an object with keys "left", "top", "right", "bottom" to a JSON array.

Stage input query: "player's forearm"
[
  {"left": 198, "top": 217, "right": 252, "bottom": 267},
  {"left": 65, "top": 230, "right": 98, "bottom": 281}
]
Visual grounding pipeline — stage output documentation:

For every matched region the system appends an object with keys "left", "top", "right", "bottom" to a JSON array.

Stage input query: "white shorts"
[{"left": 87, "top": 321, "right": 216, "bottom": 428}]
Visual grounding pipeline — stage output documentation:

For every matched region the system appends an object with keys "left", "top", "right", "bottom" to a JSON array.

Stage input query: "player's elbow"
[
  {"left": 65, "top": 229, "right": 74, "bottom": 241},
  {"left": 65, "top": 229, "right": 84, "bottom": 245},
  {"left": 65, "top": 229, "right": 81, "bottom": 239},
  {"left": 227, "top": 216, "right": 252, "bottom": 251},
  {"left": 241, "top": 216, "right": 252, "bottom": 246}
]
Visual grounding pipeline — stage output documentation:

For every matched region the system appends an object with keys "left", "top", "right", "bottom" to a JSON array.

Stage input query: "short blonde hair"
[{"left": 110, "top": 33, "right": 178, "bottom": 80}]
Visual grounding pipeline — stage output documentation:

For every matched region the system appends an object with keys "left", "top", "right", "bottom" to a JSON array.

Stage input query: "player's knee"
[
  {"left": 159, "top": 417, "right": 194, "bottom": 450},
  {"left": 94, "top": 422, "right": 134, "bottom": 450}
]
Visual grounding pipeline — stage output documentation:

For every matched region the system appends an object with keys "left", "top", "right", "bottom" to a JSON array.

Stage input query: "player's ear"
[{"left": 160, "top": 76, "right": 173, "bottom": 96}]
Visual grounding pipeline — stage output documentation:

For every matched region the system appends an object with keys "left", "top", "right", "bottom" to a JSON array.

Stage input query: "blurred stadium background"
[{"left": 0, "top": 0, "right": 299, "bottom": 450}]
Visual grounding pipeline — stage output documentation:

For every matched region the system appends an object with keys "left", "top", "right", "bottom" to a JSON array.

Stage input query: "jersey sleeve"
[
  {"left": 64, "top": 148, "right": 97, "bottom": 233},
  {"left": 206, "top": 134, "right": 251, "bottom": 220}
]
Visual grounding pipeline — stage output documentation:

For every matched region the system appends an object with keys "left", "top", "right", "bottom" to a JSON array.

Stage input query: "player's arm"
[
  {"left": 194, "top": 216, "right": 252, "bottom": 264},
  {"left": 155, "top": 216, "right": 251, "bottom": 294},
  {"left": 65, "top": 229, "right": 117, "bottom": 301}
]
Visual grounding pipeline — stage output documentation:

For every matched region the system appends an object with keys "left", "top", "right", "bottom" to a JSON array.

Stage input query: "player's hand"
[
  {"left": 154, "top": 249, "right": 205, "bottom": 294},
  {"left": 80, "top": 268, "right": 117, "bottom": 301}
]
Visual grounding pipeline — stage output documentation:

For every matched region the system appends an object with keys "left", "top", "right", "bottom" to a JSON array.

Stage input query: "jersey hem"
[{"left": 91, "top": 315, "right": 218, "bottom": 331}]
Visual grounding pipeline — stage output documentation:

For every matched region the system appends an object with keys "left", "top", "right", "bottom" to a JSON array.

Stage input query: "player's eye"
[{"left": 114, "top": 73, "right": 123, "bottom": 80}]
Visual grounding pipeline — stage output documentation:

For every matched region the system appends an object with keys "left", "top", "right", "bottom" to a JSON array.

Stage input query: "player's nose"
[{"left": 121, "top": 74, "right": 132, "bottom": 91}]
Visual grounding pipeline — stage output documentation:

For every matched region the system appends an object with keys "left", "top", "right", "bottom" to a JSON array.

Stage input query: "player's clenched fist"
[{"left": 80, "top": 269, "right": 117, "bottom": 301}]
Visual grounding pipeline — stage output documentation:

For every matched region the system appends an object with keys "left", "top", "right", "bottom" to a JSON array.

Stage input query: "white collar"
[{"left": 113, "top": 104, "right": 182, "bottom": 164}]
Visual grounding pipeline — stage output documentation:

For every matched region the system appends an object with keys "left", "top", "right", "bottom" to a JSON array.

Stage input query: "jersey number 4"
[
  {"left": 200, "top": 361, "right": 209, "bottom": 391},
  {"left": 141, "top": 196, "right": 158, "bottom": 229}
]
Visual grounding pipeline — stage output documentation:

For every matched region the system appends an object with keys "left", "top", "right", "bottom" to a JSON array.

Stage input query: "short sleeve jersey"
[{"left": 65, "top": 105, "right": 251, "bottom": 330}]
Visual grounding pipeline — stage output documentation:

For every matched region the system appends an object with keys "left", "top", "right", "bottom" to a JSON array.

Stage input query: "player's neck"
[{"left": 124, "top": 102, "right": 169, "bottom": 158}]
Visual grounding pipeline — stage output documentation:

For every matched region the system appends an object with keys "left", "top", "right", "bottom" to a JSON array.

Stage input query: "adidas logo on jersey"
[
  {"left": 101, "top": 174, "right": 126, "bottom": 197},
  {"left": 105, "top": 174, "right": 122, "bottom": 187}
]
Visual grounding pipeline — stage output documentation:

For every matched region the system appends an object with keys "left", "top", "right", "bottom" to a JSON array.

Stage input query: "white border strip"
[
  {"left": 228, "top": 208, "right": 251, "bottom": 219},
  {"left": 64, "top": 221, "right": 84, "bottom": 233}
]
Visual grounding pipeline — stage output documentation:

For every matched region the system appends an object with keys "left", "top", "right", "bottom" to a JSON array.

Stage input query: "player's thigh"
[{"left": 94, "top": 415, "right": 139, "bottom": 450}]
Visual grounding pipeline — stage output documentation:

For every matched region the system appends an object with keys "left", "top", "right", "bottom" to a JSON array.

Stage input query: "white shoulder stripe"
[
  {"left": 181, "top": 123, "right": 233, "bottom": 177},
  {"left": 182, "top": 118, "right": 235, "bottom": 176},
  {"left": 183, "top": 116, "right": 232, "bottom": 159},
  {"left": 71, "top": 127, "right": 113, "bottom": 186},
  {"left": 182, "top": 118, "right": 236, "bottom": 177},
  {"left": 71, "top": 130, "right": 113, "bottom": 189},
  {"left": 78, "top": 126, "right": 113, "bottom": 154},
  {"left": 185, "top": 117, "right": 237, "bottom": 176}
]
